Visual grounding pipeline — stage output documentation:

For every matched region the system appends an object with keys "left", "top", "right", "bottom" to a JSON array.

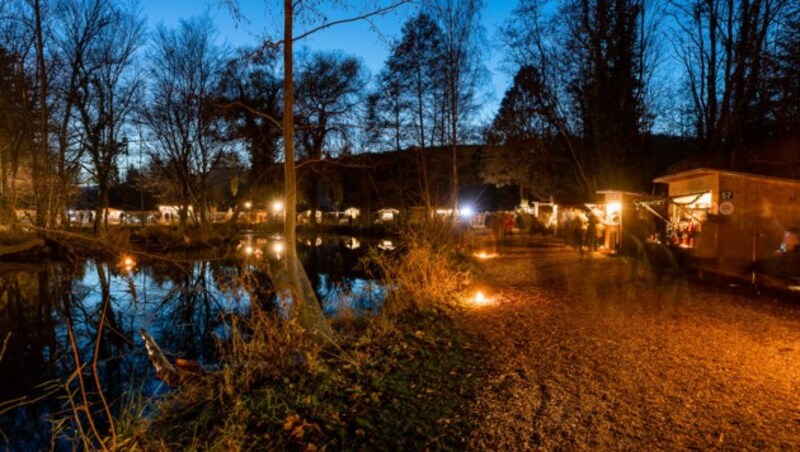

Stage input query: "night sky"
[{"left": 141, "top": 0, "right": 516, "bottom": 121}]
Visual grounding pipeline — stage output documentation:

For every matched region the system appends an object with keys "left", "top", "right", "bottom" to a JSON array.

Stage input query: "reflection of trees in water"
[
  {"left": 300, "top": 238, "right": 347, "bottom": 304},
  {"left": 0, "top": 238, "right": 382, "bottom": 449},
  {"left": 155, "top": 261, "right": 219, "bottom": 362},
  {"left": 0, "top": 263, "right": 64, "bottom": 449},
  {"left": 0, "top": 259, "right": 252, "bottom": 449},
  {"left": 297, "top": 237, "right": 383, "bottom": 314}
]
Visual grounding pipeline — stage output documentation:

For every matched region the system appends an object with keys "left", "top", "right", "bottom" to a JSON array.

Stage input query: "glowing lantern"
[
  {"left": 473, "top": 291, "right": 489, "bottom": 305},
  {"left": 473, "top": 251, "right": 498, "bottom": 260}
]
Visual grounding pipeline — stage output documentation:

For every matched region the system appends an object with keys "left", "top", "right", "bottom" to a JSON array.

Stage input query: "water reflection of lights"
[
  {"left": 378, "top": 240, "right": 395, "bottom": 251},
  {"left": 344, "top": 237, "right": 361, "bottom": 250}
]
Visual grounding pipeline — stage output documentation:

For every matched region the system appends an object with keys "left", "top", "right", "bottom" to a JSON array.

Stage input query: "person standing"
[
  {"left": 576, "top": 211, "right": 589, "bottom": 255},
  {"left": 587, "top": 213, "right": 599, "bottom": 252}
]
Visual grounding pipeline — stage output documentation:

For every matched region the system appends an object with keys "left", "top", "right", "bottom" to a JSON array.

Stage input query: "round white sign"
[{"left": 719, "top": 201, "right": 734, "bottom": 215}]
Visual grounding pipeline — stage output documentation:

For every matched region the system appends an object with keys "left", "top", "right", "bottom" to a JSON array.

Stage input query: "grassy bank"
[
  {"left": 122, "top": 310, "right": 480, "bottom": 450},
  {"left": 117, "top": 230, "right": 482, "bottom": 450}
]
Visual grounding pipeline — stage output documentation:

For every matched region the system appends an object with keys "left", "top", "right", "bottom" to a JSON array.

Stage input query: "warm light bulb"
[
  {"left": 273, "top": 242, "right": 284, "bottom": 255},
  {"left": 120, "top": 256, "right": 136, "bottom": 270},
  {"left": 243, "top": 245, "right": 254, "bottom": 256},
  {"left": 272, "top": 201, "right": 283, "bottom": 212},
  {"left": 474, "top": 291, "right": 487, "bottom": 304}
]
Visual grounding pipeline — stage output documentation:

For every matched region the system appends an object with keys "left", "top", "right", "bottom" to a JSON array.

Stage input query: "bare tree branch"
[
  {"left": 214, "top": 100, "right": 284, "bottom": 129},
  {"left": 289, "top": 1, "right": 410, "bottom": 43}
]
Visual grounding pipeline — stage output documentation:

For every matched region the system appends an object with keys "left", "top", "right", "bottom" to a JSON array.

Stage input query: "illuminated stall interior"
[{"left": 667, "top": 191, "right": 712, "bottom": 248}]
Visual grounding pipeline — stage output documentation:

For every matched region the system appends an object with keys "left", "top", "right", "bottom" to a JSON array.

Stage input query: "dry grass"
[{"left": 368, "top": 220, "right": 472, "bottom": 314}]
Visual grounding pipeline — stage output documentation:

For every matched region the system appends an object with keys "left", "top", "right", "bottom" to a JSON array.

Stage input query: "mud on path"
[{"left": 463, "top": 235, "right": 800, "bottom": 449}]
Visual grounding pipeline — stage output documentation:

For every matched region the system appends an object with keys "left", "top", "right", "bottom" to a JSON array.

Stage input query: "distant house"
[
  {"left": 158, "top": 205, "right": 193, "bottom": 224},
  {"left": 654, "top": 168, "right": 800, "bottom": 276}
]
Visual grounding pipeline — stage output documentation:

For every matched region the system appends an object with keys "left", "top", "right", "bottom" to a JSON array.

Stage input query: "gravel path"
[{"left": 465, "top": 235, "right": 800, "bottom": 449}]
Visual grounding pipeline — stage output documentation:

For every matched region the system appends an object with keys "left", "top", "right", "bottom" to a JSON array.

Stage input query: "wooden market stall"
[
  {"left": 552, "top": 191, "right": 653, "bottom": 253},
  {"left": 653, "top": 168, "right": 800, "bottom": 276}
]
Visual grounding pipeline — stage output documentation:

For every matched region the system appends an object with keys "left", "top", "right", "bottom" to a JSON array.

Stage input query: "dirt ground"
[{"left": 464, "top": 235, "right": 800, "bottom": 449}]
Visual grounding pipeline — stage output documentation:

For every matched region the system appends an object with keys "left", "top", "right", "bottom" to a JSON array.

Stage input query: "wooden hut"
[{"left": 653, "top": 168, "right": 800, "bottom": 276}]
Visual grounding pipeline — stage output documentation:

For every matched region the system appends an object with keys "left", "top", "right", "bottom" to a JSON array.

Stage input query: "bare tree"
[
  {"left": 670, "top": 0, "right": 791, "bottom": 166},
  {"left": 74, "top": 0, "right": 145, "bottom": 234},
  {"left": 0, "top": 44, "right": 33, "bottom": 224},
  {"left": 772, "top": 5, "right": 800, "bottom": 134},
  {"left": 221, "top": 0, "right": 410, "bottom": 340},
  {"left": 32, "top": 0, "right": 52, "bottom": 226},
  {"left": 140, "top": 15, "right": 225, "bottom": 234},
  {"left": 501, "top": 0, "right": 659, "bottom": 192},
  {"left": 47, "top": 0, "right": 120, "bottom": 227},
  {"left": 426, "top": 0, "right": 486, "bottom": 215}
]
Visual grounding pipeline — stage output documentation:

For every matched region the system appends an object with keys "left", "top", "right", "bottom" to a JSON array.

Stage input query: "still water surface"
[{"left": 0, "top": 234, "right": 388, "bottom": 450}]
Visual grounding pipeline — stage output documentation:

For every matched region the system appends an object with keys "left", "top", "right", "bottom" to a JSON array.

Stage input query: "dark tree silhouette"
[
  {"left": 295, "top": 50, "right": 367, "bottom": 223},
  {"left": 482, "top": 65, "right": 575, "bottom": 201},
  {"left": 140, "top": 16, "right": 225, "bottom": 233},
  {"left": 671, "top": 0, "right": 792, "bottom": 166},
  {"left": 75, "top": 2, "right": 145, "bottom": 234},
  {"left": 215, "top": 46, "right": 284, "bottom": 217},
  {"left": 502, "top": 0, "right": 655, "bottom": 192}
]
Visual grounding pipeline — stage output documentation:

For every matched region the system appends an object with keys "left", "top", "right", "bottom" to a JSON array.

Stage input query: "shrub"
[{"left": 368, "top": 220, "right": 472, "bottom": 314}]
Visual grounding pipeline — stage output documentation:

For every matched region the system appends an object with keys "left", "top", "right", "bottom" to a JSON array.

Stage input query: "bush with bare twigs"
[{"left": 368, "top": 219, "right": 473, "bottom": 314}]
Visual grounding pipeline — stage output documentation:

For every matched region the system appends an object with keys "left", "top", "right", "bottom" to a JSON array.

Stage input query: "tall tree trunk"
[
  {"left": 33, "top": 0, "right": 50, "bottom": 228},
  {"left": 94, "top": 182, "right": 108, "bottom": 235},
  {"left": 449, "top": 74, "right": 459, "bottom": 220},
  {"left": 415, "top": 68, "right": 431, "bottom": 212},
  {"left": 283, "top": 0, "right": 333, "bottom": 342}
]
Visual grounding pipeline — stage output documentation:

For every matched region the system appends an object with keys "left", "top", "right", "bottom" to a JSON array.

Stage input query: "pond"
[{"left": 0, "top": 233, "right": 391, "bottom": 450}]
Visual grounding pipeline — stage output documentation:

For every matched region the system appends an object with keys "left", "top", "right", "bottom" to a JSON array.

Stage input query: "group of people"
[
  {"left": 484, "top": 211, "right": 517, "bottom": 242},
  {"left": 562, "top": 208, "right": 617, "bottom": 255}
]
